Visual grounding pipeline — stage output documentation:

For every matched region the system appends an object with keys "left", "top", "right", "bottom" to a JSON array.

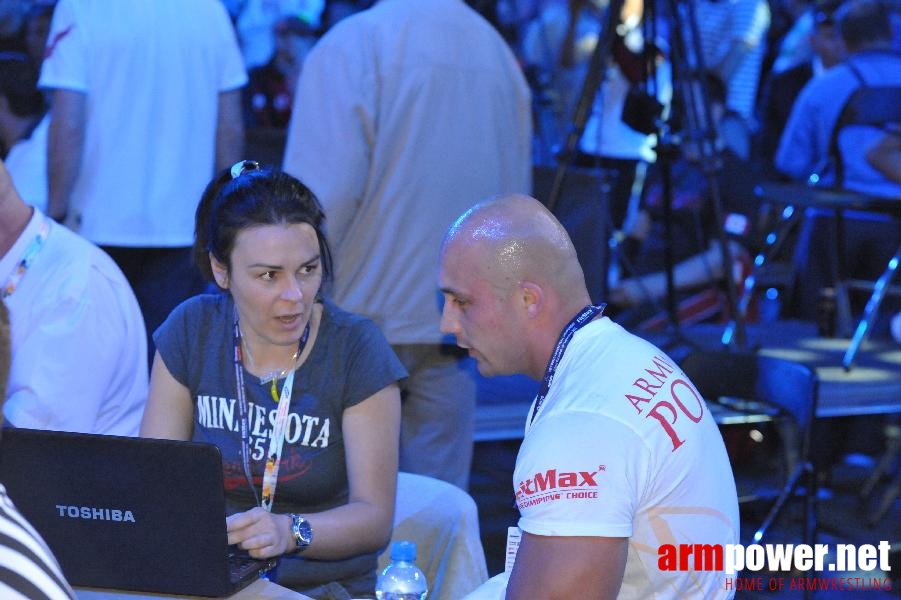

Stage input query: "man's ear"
[
  {"left": 210, "top": 252, "right": 229, "bottom": 290},
  {"left": 520, "top": 281, "right": 542, "bottom": 317}
]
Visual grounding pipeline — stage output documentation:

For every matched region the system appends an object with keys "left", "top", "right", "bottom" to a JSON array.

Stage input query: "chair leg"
[
  {"left": 842, "top": 243, "right": 901, "bottom": 371},
  {"left": 804, "top": 462, "right": 816, "bottom": 547},
  {"left": 860, "top": 424, "right": 901, "bottom": 501},
  {"left": 755, "top": 462, "right": 817, "bottom": 600},
  {"left": 831, "top": 212, "right": 854, "bottom": 339},
  {"left": 753, "top": 462, "right": 809, "bottom": 544},
  {"left": 721, "top": 204, "right": 800, "bottom": 347},
  {"left": 869, "top": 465, "right": 901, "bottom": 527},
  {"left": 803, "top": 463, "right": 816, "bottom": 600}
]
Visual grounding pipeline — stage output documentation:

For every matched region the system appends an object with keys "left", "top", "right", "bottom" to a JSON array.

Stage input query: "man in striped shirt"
[{"left": 0, "top": 249, "right": 75, "bottom": 599}]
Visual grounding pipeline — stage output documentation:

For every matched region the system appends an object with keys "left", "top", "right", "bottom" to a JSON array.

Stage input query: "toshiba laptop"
[{"left": 0, "top": 427, "right": 276, "bottom": 597}]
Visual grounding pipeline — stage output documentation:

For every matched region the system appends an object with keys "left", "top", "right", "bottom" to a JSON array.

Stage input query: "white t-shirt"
[
  {"left": 38, "top": 0, "right": 248, "bottom": 247},
  {"left": 283, "top": 0, "right": 532, "bottom": 345},
  {"left": 470, "top": 317, "right": 739, "bottom": 599},
  {"left": 1, "top": 209, "right": 148, "bottom": 435}
]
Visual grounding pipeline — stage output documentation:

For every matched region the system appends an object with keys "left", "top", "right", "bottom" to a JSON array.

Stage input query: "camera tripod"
[{"left": 545, "top": 0, "right": 748, "bottom": 350}]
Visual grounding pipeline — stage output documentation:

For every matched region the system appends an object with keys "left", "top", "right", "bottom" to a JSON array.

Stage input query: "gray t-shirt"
[{"left": 155, "top": 293, "right": 407, "bottom": 594}]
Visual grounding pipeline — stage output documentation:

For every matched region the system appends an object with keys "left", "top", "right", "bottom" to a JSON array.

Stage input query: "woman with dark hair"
[{"left": 141, "top": 161, "right": 406, "bottom": 599}]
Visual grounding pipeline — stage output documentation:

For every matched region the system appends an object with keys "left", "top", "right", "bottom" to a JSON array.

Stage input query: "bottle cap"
[{"left": 390, "top": 540, "right": 417, "bottom": 562}]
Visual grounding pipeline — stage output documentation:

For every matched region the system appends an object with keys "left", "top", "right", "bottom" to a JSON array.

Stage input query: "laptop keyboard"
[{"left": 227, "top": 549, "right": 270, "bottom": 583}]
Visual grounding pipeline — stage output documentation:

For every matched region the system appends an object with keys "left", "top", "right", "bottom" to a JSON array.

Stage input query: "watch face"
[
  {"left": 293, "top": 515, "right": 312, "bottom": 548},
  {"left": 299, "top": 520, "right": 312, "bottom": 543}
]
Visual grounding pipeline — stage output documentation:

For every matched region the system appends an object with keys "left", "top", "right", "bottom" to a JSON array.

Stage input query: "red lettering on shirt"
[
  {"left": 45, "top": 25, "right": 74, "bottom": 60},
  {"left": 625, "top": 355, "right": 676, "bottom": 414}
]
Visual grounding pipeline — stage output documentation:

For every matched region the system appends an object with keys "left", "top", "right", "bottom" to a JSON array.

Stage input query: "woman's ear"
[{"left": 210, "top": 252, "right": 229, "bottom": 290}]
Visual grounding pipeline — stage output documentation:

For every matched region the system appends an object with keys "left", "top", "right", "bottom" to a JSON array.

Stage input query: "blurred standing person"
[
  {"left": 695, "top": 0, "right": 770, "bottom": 135},
  {"left": 775, "top": 0, "right": 901, "bottom": 322},
  {"left": 233, "top": 0, "right": 324, "bottom": 69},
  {"left": 39, "top": 0, "right": 248, "bottom": 364},
  {"left": 0, "top": 54, "right": 48, "bottom": 212},
  {"left": 283, "top": 0, "right": 532, "bottom": 489},
  {"left": 518, "top": 0, "right": 671, "bottom": 303},
  {"left": 244, "top": 14, "right": 319, "bottom": 130},
  {"left": 757, "top": 0, "right": 846, "bottom": 179},
  {"left": 0, "top": 5, "right": 56, "bottom": 212},
  {"left": 557, "top": 0, "right": 669, "bottom": 220}
]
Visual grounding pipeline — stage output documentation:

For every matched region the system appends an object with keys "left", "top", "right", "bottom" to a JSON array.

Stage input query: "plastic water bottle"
[{"left": 375, "top": 540, "right": 428, "bottom": 600}]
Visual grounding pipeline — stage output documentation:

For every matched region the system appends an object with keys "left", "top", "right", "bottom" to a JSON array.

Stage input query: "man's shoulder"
[
  {"left": 316, "top": 0, "right": 490, "bottom": 44},
  {"left": 41, "top": 224, "right": 114, "bottom": 279},
  {"left": 789, "top": 65, "right": 856, "bottom": 116},
  {"left": 35, "top": 226, "right": 142, "bottom": 311}
]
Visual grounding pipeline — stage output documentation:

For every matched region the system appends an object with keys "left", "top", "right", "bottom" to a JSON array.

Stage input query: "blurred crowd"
[{"left": 1, "top": 0, "right": 901, "bottom": 597}]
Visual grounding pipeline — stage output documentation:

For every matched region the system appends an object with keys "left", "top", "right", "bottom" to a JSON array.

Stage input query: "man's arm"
[
  {"left": 215, "top": 88, "right": 245, "bottom": 173},
  {"left": 865, "top": 131, "right": 901, "bottom": 183},
  {"left": 506, "top": 532, "right": 628, "bottom": 599},
  {"left": 46, "top": 88, "right": 86, "bottom": 222}
]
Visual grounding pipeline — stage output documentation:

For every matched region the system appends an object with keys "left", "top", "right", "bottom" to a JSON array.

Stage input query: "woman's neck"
[{"left": 240, "top": 302, "right": 322, "bottom": 380}]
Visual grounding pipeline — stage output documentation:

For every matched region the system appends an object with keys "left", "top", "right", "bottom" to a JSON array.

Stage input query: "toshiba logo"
[
  {"left": 56, "top": 505, "right": 136, "bottom": 523},
  {"left": 515, "top": 467, "right": 604, "bottom": 508}
]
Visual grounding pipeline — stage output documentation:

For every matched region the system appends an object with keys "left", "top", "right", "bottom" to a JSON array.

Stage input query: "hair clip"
[{"left": 230, "top": 160, "right": 261, "bottom": 180}]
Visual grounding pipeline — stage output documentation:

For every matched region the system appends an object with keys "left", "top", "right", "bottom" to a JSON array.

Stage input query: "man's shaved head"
[{"left": 441, "top": 193, "right": 586, "bottom": 299}]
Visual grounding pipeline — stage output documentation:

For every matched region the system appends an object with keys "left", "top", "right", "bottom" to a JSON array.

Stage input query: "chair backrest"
[
  {"left": 680, "top": 351, "right": 819, "bottom": 450},
  {"left": 829, "top": 85, "right": 901, "bottom": 188}
]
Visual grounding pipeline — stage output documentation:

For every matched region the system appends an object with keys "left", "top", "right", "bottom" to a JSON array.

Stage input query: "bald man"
[{"left": 439, "top": 194, "right": 740, "bottom": 599}]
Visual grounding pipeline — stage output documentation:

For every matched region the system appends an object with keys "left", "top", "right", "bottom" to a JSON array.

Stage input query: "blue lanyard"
[{"left": 529, "top": 304, "right": 606, "bottom": 425}]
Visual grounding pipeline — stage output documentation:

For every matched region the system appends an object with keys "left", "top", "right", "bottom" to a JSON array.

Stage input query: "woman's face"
[{"left": 212, "top": 222, "right": 322, "bottom": 350}]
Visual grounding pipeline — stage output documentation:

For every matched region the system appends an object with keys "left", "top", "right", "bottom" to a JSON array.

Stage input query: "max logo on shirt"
[{"left": 515, "top": 466, "right": 605, "bottom": 508}]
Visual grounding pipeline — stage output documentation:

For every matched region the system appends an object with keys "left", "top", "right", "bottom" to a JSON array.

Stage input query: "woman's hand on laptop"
[{"left": 226, "top": 507, "right": 295, "bottom": 558}]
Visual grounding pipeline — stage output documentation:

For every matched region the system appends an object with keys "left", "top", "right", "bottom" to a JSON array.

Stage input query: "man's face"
[
  {"left": 438, "top": 241, "right": 525, "bottom": 377},
  {"left": 810, "top": 22, "right": 847, "bottom": 69}
]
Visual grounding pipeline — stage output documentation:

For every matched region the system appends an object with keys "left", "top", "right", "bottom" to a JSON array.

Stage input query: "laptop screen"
[{"left": 0, "top": 427, "right": 268, "bottom": 597}]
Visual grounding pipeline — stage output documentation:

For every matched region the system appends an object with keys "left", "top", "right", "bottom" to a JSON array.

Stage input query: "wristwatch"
[{"left": 288, "top": 514, "right": 313, "bottom": 553}]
